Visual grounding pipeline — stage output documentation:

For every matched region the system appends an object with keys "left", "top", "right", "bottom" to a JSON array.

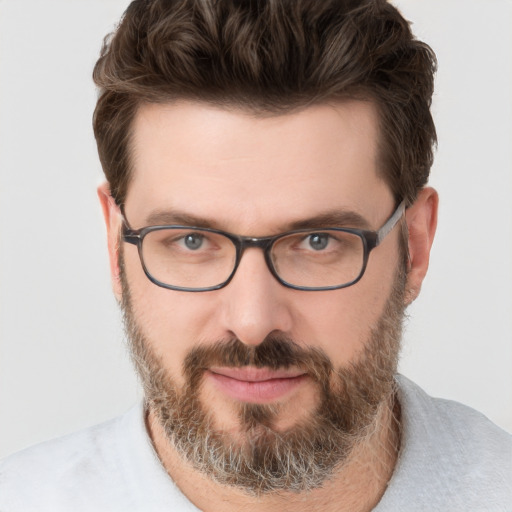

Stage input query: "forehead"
[{"left": 126, "top": 100, "right": 393, "bottom": 232}]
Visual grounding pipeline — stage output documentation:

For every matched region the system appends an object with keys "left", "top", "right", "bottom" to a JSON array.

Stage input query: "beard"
[{"left": 120, "top": 257, "right": 406, "bottom": 495}]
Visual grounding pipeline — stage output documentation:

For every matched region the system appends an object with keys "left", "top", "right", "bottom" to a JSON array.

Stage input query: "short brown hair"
[{"left": 93, "top": 0, "right": 437, "bottom": 207}]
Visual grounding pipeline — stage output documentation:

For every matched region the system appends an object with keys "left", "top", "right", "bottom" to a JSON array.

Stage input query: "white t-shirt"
[{"left": 1, "top": 375, "right": 511, "bottom": 511}]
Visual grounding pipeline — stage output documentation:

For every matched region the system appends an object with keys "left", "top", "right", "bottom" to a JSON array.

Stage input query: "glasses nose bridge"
[
  {"left": 235, "top": 234, "right": 276, "bottom": 273},
  {"left": 238, "top": 234, "right": 275, "bottom": 255}
]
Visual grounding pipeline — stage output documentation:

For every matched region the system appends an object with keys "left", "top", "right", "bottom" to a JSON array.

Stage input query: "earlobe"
[
  {"left": 97, "top": 182, "right": 123, "bottom": 301},
  {"left": 404, "top": 187, "right": 438, "bottom": 304}
]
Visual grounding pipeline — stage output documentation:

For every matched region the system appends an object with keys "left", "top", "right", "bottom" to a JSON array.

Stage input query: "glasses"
[{"left": 122, "top": 201, "right": 405, "bottom": 292}]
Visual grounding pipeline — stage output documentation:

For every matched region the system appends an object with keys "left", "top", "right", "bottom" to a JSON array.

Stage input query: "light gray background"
[{"left": 1, "top": 0, "right": 511, "bottom": 459}]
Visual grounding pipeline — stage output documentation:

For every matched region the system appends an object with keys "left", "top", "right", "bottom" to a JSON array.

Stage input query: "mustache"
[{"left": 183, "top": 336, "right": 334, "bottom": 388}]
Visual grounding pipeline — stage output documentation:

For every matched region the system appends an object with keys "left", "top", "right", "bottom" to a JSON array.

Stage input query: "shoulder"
[
  {"left": 376, "top": 376, "right": 512, "bottom": 511},
  {"left": 397, "top": 374, "right": 512, "bottom": 462},
  {"left": 0, "top": 411, "right": 131, "bottom": 511},
  {"left": 0, "top": 404, "right": 197, "bottom": 512}
]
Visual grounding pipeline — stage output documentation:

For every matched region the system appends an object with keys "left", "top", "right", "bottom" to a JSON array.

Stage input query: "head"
[{"left": 94, "top": 0, "right": 438, "bottom": 495}]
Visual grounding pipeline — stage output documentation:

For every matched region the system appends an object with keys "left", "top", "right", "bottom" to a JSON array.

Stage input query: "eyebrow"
[
  {"left": 286, "top": 211, "right": 371, "bottom": 231},
  {"left": 145, "top": 210, "right": 223, "bottom": 229},
  {"left": 144, "top": 208, "right": 372, "bottom": 233}
]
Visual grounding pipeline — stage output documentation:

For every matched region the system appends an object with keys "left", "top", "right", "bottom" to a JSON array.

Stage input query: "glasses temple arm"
[{"left": 376, "top": 201, "right": 406, "bottom": 245}]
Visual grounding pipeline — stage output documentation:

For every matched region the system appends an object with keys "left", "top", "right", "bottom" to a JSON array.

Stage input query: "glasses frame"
[{"left": 122, "top": 201, "right": 405, "bottom": 292}]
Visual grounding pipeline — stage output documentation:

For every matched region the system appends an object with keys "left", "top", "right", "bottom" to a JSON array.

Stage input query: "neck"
[{"left": 146, "top": 395, "right": 400, "bottom": 512}]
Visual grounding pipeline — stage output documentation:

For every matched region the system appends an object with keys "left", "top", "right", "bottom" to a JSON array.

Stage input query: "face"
[{"left": 100, "top": 100, "right": 436, "bottom": 493}]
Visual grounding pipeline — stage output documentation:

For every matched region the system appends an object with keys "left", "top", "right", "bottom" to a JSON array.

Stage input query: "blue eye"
[
  {"left": 308, "top": 233, "right": 330, "bottom": 251},
  {"left": 184, "top": 233, "right": 204, "bottom": 250}
]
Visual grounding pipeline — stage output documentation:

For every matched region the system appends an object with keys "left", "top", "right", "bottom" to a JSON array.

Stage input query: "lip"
[{"left": 206, "top": 367, "right": 307, "bottom": 403}]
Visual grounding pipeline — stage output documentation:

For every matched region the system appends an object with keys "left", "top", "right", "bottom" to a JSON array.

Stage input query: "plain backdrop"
[{"left": 0, "top": 0, "right": 511, "bottom": 459}]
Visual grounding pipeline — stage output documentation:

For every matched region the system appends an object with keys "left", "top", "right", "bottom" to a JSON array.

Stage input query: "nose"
[{"left": 218, "top": 247, "right": 293, "bottom": 346}]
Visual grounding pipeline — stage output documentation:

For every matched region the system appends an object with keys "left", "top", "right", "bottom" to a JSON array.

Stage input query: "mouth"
[{"left": 206, "top": 366, "right": 308, "bottom": 403}]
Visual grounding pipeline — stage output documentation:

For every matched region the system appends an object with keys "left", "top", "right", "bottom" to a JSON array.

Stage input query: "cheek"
[
  {"left": 292, "top": 288, "right": 377, "bottom": 362},
  {"left": 123, "top": 248, "right": 215, "bottom": 383},
  {"left": 293, "top": 245, "right": 399, "bottom": 364}
]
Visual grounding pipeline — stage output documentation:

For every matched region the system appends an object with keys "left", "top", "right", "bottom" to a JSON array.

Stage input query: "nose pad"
[{"left": 219, "top": 248, "right": 292, "bottom": 347}]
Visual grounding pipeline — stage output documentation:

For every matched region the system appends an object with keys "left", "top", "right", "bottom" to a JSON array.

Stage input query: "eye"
[
  {"left": 182, "top": 233, "right": 204, "bottom": 250},
  {"left": 306, "top": 233, "right": 330, "bottom": 251}
]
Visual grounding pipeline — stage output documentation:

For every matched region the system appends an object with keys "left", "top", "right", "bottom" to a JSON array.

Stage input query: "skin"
[{"left": 98, "top": 99, "right": 437, "bottom": 511}]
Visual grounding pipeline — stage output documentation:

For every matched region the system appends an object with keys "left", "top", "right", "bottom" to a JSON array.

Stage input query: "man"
[{"left": 0, "top": 0, "right": 510, "bottom": 510}]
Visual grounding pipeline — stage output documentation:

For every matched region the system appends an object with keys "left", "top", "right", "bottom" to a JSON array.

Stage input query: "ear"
[
  {"left": 97, "top": 182, "right": 123, "bottom": 301},
  {"left": 404, "top": 187, "right": 438, "bottom": 304}
]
